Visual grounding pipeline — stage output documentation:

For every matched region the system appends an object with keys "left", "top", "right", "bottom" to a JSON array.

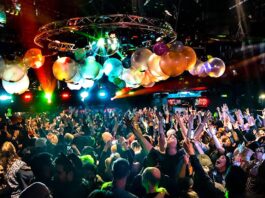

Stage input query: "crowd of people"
[{"left": 0, "top": 104, "right": 265, "bottom": 198}]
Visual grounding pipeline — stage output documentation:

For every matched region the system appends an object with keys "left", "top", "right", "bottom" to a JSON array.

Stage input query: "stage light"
[
  {"left": 259, "top": 93, "right": 265, "bottom": 100},
  {"left": 97, "top": 38, "right": 105, "bottom": 48},
  {"left": 80, "top": 91, "right": 89, "bottom": 101},
  {"left": 0, "top": 94, "right": 12, "bottom": 101},
  {"left": 98, "top": 90, "right": 107, "bottom": 98},
  {"left": 45, "top": 93, "right": 53, "bottom": 104},
  {"left": 0, "top": 9, "right": 7, "bottom": 26},
  {"left": 23, "top": 92, "right": 33, "bottom": 102},
  {"left": 221, "top": 94, "right": 228, "bottom": 98},
  {"left": 61, "top": 92, "right": 70, "bottom": 100}
]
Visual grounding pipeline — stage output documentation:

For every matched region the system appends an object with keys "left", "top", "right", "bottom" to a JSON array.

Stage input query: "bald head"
[{"left": 142, "top": 167, "right": 161, "bottom": 188}]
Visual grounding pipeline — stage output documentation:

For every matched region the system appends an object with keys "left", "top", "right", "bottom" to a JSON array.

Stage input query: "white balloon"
[
  {"left": 66, "top": 70, "right": 82, "bottom": 84},
  {"left": 82, "top": 79, "right": 94, "bottom": 88},
  {"left": 2, "top": 74, "right": 29, "bottom": 94},
  {"left": 67, "top": 82, "right": 82, "bottom": 90},
  {"left": 2, "top": 63, "right": 27, "bottom": 82}
]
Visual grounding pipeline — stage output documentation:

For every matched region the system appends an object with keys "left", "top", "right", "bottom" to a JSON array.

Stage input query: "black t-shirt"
[{"left": 146, "top": 148, "right": 184, "bottom": 179}]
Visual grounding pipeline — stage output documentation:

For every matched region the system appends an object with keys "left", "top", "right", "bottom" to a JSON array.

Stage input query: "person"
[
  {"left": 19, "top": 182, "right": 52, "bottom": 198},
  {"left": 53, "top": 153, "right": 88, "bottom": 198},
  {"left": 30, "top": 152, "right": 53, "bottom": 189},
  {"left": 141, "top": 167, "right": 169, "bottom": 198},
  {"left": 0, "top": 141, "right": 33, "bottom": 198},
  {"left": 225, "top": 165, "right": 247, "bottom": 198},
  {"left": 209, "top": 155, "right": 230, "bottom": 186},
  {"left": 108, "top": 158, "right": 138, "bottom": 198}
]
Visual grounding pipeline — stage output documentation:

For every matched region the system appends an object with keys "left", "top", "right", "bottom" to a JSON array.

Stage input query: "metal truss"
[{"left": 34, "top": 14, "right": 177, "bottom": 52}]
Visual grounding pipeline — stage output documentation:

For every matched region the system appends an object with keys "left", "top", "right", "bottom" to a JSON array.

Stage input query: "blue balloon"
[{"left": 103, "top": 58, "right": 123, "bottom": 77}]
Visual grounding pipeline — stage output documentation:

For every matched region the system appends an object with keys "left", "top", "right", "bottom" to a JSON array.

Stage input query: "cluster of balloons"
[
  {"left": 188, "top": 58, "right": 226, "bottom": 78},
  {"left": 120, "top": 43, "right": 194, "bottom": 88},
  {"left": 0, "top": 48, "right": 45, "bottom": 94},
  {"left": 0, "top": 43, "right": 226, "bottom": 95},
  {"left": 52, "top": 56, "right": 104, "bottom": 90}
]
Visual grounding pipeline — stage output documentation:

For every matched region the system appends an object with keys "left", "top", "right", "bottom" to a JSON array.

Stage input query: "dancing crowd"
[{"left": 0, "top": 104, "right": 265, "bottom": 198}]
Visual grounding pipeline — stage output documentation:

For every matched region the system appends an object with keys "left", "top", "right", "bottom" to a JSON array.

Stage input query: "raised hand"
[{"left": 183, "top": 139, "right": 195, "bottom": 156}]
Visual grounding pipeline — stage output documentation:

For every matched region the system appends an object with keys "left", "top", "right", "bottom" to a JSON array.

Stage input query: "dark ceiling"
[{"left": 0, "top": 0, "right": 265, "bottom": 100}]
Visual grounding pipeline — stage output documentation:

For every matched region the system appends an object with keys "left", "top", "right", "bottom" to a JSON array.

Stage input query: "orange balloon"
[
  {"left": 181, "top": 46, "right": 197, "bottom": 71},
  {"left": 141, "top": 70, "right": 156, "bottom": 87},
  {"left": 147, "top": 54, "right": 169, "bottom": 81},
  {"left": 159, "top": 51, "right": 187, "bottom": 77},
  {"left": 52, "top": 57, "right": 78, "bottom": 81},
  {"left": 23, "top": 48, "right": 45, "bottom": 69}
]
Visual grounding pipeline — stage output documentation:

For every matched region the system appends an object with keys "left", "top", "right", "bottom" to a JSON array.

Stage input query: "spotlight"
[
  {"left": 45, "top": 93, "right": 53, "bottom": 104},
  {"left": 98, "top": 90, "right": 107, "bottom": 98},
  {"left": 61, "top": 92, "right": 70, "bottom": 100},
  {"left": 97, "top": 38, "right": 105, "bottom": 48},
  {"left": 259, "top": 93, "right": 265, "bottom": 100},
  {"left": 80, "top": 91, "right": 89, "bottom": 101},
  {"left": 0, "top": 94, "right": 12, "bottom": 101},
  {"left": 23, "top": 92, "right": 33, "bottom": 102}
]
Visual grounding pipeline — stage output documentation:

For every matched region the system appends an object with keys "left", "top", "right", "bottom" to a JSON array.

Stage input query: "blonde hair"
[{"left": 1, "top": 141, "right": 19, "bottom": 171}]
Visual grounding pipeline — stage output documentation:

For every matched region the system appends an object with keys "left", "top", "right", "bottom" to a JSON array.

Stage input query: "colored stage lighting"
[
  {"left": 98, "top": 90, "right": 107, "bottom": 98},
  {"left": 61, "top": 92, "right": 70, "bottom": 100},
  {"left": 23, "top": 92, "right": 33, "bottom": 102},
  {"left": 80, "top": 91, "right": 89, "bottom": 101},
  {"left": 97, "top": 38, "right": 105, "bottom": 48},
  {"left": 0, "top": 94, "right": 12, "bottom": 101},
  {"left": 45, "top": 93, "right": 53, "bottom": 104}
]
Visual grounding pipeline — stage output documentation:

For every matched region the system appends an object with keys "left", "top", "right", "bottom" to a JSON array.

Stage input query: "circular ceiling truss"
[{"left": 34, "top": 14, "right": 177, "bottom": 52}]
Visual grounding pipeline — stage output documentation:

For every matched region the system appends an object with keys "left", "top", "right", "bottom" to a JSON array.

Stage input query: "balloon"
[
  {"left": 181, "top": 46, "right": 197, "bottom": 71},
  {"left": 2, "top": 74, "right": 29, "bottom": 94},
  {"left": 66, "top": 70, "right": 82, "bottom": 84},
  {"left": 52, "top": 57, "right": 78, "bottom": 81},
  {"left": 122, "top": 56, "right": 131, "bottom": 68},
  {"left": 116, "top": 80, "right": 126, "bottom": 89},
  {"left": 80, "top": 56, "right": 101, "bottom": 80},
  {"left": 141, "top": 70, "right": 156, "bottom": 87},
  {"left": 121, "top": 68, "right": 143, "bottom": 88},
  {"left": 197, "top": 63, "right": 208, "bottom": 78},
  {"left": 159, "top": 51, "right": 187, "bottom": 77},
  {"left": 153, "top": 42, "right": 169, "bottom": 56},
  {"left": 95, "top": 68, "right": 104, "bottom": 80},
  {"left": 2, "top": 63, "right": 27, "bottom": 82},
  {"left": 74, "top": 48, "right": 86, "bottom": 61},
  {"left": 108, "top": 75, "right": 119, "bottom": 83},
  {"left": 131, "top": 48, "right": 152, "bottom": 72},
  {"left": 169, "top": 41, "right": 184, "bottom": 51},
  {"left": 206, "top": 58, "right": 226, "bottom": 78},
  {"left": 67, "top": 82, "right": 82, "bottom": 90},
  {"left": 23, "top": 48, "right": 45, "bottom": 69},
  {"left": 189, "top": 60, "right": 208, "bottom": 77},
  {"left": 82, "top": 79, "right": 94, "bottom": 88},
  {"left": 103, "top": 58, "right": 123, "bottom": 77},
  {"left": 0, "top": 56, "right": 6, "bottom": 79},
  {"left": 147, "top": 54, "right": 169, "bottom": 81}
]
